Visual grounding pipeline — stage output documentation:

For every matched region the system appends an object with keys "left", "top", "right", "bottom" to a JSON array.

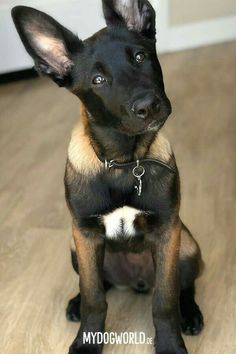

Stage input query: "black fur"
[{"left": 180, "top": 286, "right": 204, "bottom": 335}]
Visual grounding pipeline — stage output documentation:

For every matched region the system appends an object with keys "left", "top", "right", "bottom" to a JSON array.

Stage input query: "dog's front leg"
[
  {"left": 152, "top": 219, "right": 187, "bottom": 354},
  {"left": 69, "top": 222, "right": 107, "bottom": 354}
]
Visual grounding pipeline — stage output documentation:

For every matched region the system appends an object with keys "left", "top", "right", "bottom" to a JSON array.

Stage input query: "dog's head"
[{"left": 12, "top": 0, "right": 171, "bottom": 136}]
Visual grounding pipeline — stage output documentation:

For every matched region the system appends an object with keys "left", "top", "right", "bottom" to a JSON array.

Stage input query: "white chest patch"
[{"left": 102, "top": 206, "right": 142, "bottom": 239}]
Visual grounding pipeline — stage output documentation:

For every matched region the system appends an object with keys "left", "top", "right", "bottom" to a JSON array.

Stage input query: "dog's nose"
[
  {"left": 132, "top": 95, "right": 160, "bottom": 119},
  {"left": 132, "top": 279, "right": 150, "bottom": 294}
]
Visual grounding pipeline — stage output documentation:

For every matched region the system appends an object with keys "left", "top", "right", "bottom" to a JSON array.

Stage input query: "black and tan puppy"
[{"left": 12, "top": 1, "right": 204, "bottom": 353}]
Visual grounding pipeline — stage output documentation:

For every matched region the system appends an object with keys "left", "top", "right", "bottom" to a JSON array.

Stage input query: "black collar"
[
  {"left": 96, "top": 154, "right": 175, "bottom": 173},
  {"left": 97, "top": 155, "right": 175, "bottom": 196},
  {"left": 93, "top": 148, "right": 175, "bottom": 196}
]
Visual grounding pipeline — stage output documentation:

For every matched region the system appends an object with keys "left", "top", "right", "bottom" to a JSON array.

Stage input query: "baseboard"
[{"left": 0, "top": 68, "right": 38, "bottom": 84}]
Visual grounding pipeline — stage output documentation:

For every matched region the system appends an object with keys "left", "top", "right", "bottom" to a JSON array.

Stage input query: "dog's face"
[{"left": 12, "top": 0, "right": 171, "bottom": 136}]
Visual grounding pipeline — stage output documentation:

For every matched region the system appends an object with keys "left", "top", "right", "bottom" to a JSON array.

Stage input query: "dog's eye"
[
  {"left": 92, "top": 75, "right": 106, "bottom": 85},
  {"left": 135, "top": 52, "right": 145, "bottom": 63}
]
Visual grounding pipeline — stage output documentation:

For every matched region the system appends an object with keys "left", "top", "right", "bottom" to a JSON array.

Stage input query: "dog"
[{"left": 12, "top": 1, "right": 204, "bottom": 353}]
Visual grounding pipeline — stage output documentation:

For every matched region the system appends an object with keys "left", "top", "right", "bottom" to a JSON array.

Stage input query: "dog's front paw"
[
  {"left": 66, "top": 293, "right": 81, "bottom": 322},
  {"left": 68, "top": 342, "right": 102, "bottom": 354},
  {"left": 181, "top": 302, "right": 204, "bottom": 335},
  {"left": 156, "top": 348, "right": 187, "bottom": 354},
  {"left": 156, "top": 346, "right": 187, "bottom": 354},
  {"left": 155, "top": 335, "right": 188, "bottom": 354},
  {"left": 68, "top": 334, "right": 103, "bottom": 354}
]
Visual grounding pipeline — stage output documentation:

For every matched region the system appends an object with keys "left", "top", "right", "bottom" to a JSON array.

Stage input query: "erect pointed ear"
[
  {"left": 102, "top": 0, "right": 156, "bottom": 39},
  {"left": 11, "top": 6, "right": 83, "bottom": 87}
]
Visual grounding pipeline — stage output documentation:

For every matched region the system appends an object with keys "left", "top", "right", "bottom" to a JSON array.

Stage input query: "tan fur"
[
  {"left": 180, "top": 227, "right": 199, "bottom": 259},
  {"left": 147, "top": 132, "right": 172, "bottom": 163},
  {"left": 180, "top": 225, "right": 204, "bottom": 276},
  {"left": 68, "top": 106, "right": 103, "bottom": 176},
  {"left": 70, "top": 237, "right": 76, "bottom": 252},
  {"left": 72, "top": 222, "right": 104, "bottom": 292},
  {"left": 72, "top": 223, "right": 94, "bottom": 291},
  {"left": 163, "top": 221, "right": 181, "bottom": 282}
]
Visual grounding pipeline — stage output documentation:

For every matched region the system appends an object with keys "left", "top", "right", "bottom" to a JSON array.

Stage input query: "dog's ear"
[
  {"left": 102, "top": 0, "right": 156, "bottom": 39},
  {"left": 11, "top": 6, "right": 83, "bottom": 87}
]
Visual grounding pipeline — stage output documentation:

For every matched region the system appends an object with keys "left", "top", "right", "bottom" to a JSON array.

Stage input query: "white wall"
[
  {"left": 154, "top": 0, "right": 236, "bottom": 53},
  {"left": 0, "top": 0, "right": 105, "bottom": 74}
]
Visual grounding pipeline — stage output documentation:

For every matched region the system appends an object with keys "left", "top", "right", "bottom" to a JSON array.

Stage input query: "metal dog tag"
[{"left": 132, "top": 160, "right": 145, "bottom": 196}]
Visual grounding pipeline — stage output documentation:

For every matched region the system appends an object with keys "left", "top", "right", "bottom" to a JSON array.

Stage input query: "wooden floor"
[{"left": 0, "top": 41, "right": 235, "bottom": 354}]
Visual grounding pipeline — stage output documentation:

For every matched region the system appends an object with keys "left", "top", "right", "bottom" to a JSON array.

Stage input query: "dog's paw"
[
  {"left": 68, "top": 343, "right": 101, "bottom": 354},
  {"left": 155, "top": 335, "right": 188, "bottom": 354},
  {"left": 181, "top": 302, "right": 204, "bottom": 335},
  {"left": 156, "top": 345, "right": 187, "bottom": 354},
  {"left": 156, "top": 349, "right": 187, "bottom": 354},
  {"left": 156, "top": 343, "right": 187, "bottom": 354},
  {"left": 66, "top": 293, "right": 81, "bottom": 322}
]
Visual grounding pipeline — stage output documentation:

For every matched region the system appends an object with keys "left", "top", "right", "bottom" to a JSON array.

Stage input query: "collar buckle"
[
  {"left": 132, "top": 160, "right": 146, "bottom": 197},
  {"left": 105, "top": 159, "right": 115, "bottom": 169}
]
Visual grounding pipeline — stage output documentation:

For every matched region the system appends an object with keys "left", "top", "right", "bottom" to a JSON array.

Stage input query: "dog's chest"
[{"left": 102, "top": 206, "right": 144, "bottom": 239}]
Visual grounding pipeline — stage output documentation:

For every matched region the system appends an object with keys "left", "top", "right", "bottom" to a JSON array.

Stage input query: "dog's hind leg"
[
  {"left": 66, "top": 248, "right": 112, "bottom": 322},
  {"left": 179, "top": 223, "right": 204, "bottom": 335}
]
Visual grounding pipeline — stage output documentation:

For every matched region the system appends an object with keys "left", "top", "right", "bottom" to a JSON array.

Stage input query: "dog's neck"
[{"left": 83, "top": 108, "right": 157, "bottom": 163}]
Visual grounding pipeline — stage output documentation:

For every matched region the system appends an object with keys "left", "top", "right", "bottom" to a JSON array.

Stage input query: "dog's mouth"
[
  {"left": 147, "top": 119, "right": 164, "bottom": 131},
  {"left": 122, "top": 111, "right": 169, "bottom": 135},
  {"left": 119, "top": 118, "right": 166, "bottom": 136}
]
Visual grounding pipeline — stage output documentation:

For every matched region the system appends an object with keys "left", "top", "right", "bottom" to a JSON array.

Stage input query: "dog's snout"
[
  {"left": 132, "top": 279, "right": 150, "bottom": 294},
  {"left": 137, "top": 279, "right": 146, "bottom": 289},
  {"left": 132, "top": 95, "right": 160, "bottom": 120}
]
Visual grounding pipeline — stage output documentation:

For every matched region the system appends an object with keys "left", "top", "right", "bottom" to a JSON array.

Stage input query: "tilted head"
[{"left": 12, "top": 0, "right": 171, "bottom": 136}]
